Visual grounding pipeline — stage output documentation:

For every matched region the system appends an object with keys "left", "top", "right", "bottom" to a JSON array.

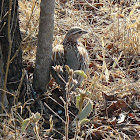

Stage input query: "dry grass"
[{"left": 1, "top": 0, "right": 139, "bottom": 139}]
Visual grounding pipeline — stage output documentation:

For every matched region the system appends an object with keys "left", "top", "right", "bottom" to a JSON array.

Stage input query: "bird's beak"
[{"left": 82, "top": 30, "right": 88, "bottom": 34}]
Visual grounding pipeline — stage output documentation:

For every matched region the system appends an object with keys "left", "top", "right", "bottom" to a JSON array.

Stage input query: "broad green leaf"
[
  {"left": 21, "top": 118, "right": 30, "bottom": 132},
  {"left": 65, "top": 65, "right": 70, "bottom": 73},
  {"left": 80, "top": 118, "right": 90, "bottom": 126},
  {"left": 76, "top": 95, "right": 81, "bottom": 109},
  {"left": 33, "top": 112, "right": 41, "bottom": 123},
  {"left": 74, "top": 70, "right": 87, "bottom": 78},
  {"left": 76, "top": 94, "right": 85, "bottom": 112},
  {"left": 77, "top": 100, "right": 93, "bottom": 121}
]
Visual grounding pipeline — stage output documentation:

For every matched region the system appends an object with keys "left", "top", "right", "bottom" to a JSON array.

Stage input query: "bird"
[{"left": 51, "top": 27, "right": 89, "bottom": 92}]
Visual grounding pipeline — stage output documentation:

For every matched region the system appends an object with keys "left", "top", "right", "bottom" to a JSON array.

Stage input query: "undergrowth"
[{"left": 0, "top": 0, "right": 139, "bottom": 139}]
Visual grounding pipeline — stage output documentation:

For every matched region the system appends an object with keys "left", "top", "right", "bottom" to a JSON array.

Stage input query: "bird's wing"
[
  {"left": 51, "top": 44, "right": 66, "bottom": 88},
  {"left": 77, "top": 45, "right": 89, "bottom": 73},
  {"left": 52, "top": 44, "right": 65, "bottom": 66}
]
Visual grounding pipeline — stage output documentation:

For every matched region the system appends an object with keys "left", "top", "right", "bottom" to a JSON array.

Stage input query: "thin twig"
[
  {"left": 1, "top": 0, "right": 12, "bottom": 114},
  {"left": 44, "top": 102, "right": 65, "bottom": 124},
  {"left": 84, "top": 0, "right": 105, "bottom": 14}
]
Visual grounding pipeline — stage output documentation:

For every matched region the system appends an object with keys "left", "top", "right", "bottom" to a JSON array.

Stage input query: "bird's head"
[{"left": 62, "top": 27, "right": 88, "bottom": 44}]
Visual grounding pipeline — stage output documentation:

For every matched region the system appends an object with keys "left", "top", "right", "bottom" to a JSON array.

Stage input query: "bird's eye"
[{"left": 78, "top": 31, "right": 82, "bottom": 34}]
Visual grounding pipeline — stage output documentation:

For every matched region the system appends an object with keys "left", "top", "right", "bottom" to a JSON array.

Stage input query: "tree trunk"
[
  {"left": 0, "top": 0, "right": 23, "bottom": 107},
  {"left": 33, "top": 0, "right": 55, "bottom": 94},
  {"left": 0, "top": 43, "right": 8, "bottom": 111}
]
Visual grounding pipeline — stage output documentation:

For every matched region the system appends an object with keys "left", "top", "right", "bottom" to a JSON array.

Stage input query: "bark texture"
[
  {"left": 33, "top": 0, "right": 55, "bottom": 94},
  {"left": 0, "top": 0, "right": 23, "bottom": 106},
  {"left": 0, "top": 43, "right": 8, "bottom": 110}
]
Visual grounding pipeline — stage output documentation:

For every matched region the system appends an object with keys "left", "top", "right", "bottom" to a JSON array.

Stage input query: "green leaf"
[
  {"left": 79, "top": 118, "right": 90, "bottom": 126},
  {"left": 76, "top": 95, "right": 81, "bottom": 109},
  {"left": 74, "top": 70, "right": 87, "bottom": 78},
  {"left": 32, "top": 112, "right": 41, "bottom": 123},
  {"left": 76, "top": 94, "right": 84, "bottom": 112},
  {"left": 34, "top": 112, "right": 41, "bottom": 120},
  {"left": 65, "top": 65, "right": 70, "bottom": 73},
  {"left": 21, "top": 118, "right": 30, "bottom": 132},
  {"left": 77, "top": 100, "right": 93, "bottom": 121}
]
